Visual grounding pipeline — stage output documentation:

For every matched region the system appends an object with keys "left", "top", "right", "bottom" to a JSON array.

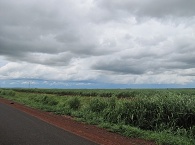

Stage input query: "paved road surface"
[{"left": 0, "top": 102, "right": 98, "bottom": 145}]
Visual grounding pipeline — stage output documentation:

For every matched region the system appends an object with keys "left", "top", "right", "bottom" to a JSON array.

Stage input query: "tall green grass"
[{"left": 1, "top": 88, "right": 195, "bottom": 145}]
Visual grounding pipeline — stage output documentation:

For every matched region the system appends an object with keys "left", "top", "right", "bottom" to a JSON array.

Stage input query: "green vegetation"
[{"left": 1, "top": 88, "right": 195, "bottom": 145}]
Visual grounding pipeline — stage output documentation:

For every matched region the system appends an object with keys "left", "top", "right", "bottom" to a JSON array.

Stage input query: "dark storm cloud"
[
  {"left": 97, "top": 0, "right": 195, "bottom": 19},
  {"left": 0, "top": 0, "right": 102, "bottom": 65},
  {"left": 92, "top": 58, "right": 146, "bottom": 75},
  {"left": 0, "top": 0, "right": 65, "bottom": 54},
  {"left": 162, "top": 36, "right": 195, "bottom": 70},
  {"left": 0, "top": 0, "right": 195, "bottom": 84},
  {"left": 172, "top": 55, "right": 195, "bottom": 69}
]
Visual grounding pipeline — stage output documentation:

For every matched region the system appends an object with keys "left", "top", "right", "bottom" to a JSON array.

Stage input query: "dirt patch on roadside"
[{"left": 0, "top": 98, "right": 156, "bottom": 145}]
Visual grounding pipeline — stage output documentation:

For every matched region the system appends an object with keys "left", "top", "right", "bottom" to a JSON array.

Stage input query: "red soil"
[{"left": 0, "top": 98, "right": 156, "bottom": 145}]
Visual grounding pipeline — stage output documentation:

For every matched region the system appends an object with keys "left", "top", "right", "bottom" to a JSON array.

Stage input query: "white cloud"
[{"left": 0, "top": 0, "right": 195, "bottom": 87}]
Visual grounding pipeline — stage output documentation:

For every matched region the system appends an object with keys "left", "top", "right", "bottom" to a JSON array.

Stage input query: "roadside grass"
[{"left": 0, "top": 88, "right": 195, "bottom": 145}]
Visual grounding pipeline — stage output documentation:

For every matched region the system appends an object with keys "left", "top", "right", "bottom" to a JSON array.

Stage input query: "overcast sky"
[{"left": 0, "top": 0, "right": 195, "bottom": 88}]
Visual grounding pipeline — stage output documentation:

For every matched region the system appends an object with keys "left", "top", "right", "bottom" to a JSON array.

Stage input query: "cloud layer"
[{"left": 0, "top": 0, "right": 195, "bottom": 87}]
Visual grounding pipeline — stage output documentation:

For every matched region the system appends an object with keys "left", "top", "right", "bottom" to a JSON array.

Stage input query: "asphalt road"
[{"left": 0, "top": 102, "right": 98, "bottom": 145}]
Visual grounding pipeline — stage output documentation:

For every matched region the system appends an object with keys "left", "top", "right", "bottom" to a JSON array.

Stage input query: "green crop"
[{"left": 1, "top": 88, "right": 195, "bottom": 145}]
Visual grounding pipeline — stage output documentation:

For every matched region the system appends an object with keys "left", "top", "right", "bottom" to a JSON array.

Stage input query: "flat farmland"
[{"left": 1, "top": 88, "right": 195, "bottom": 145}]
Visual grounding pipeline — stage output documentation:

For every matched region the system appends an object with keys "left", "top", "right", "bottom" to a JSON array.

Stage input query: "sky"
[{"left": 0, "top": 0, "right": 195, "bottom": 88}]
